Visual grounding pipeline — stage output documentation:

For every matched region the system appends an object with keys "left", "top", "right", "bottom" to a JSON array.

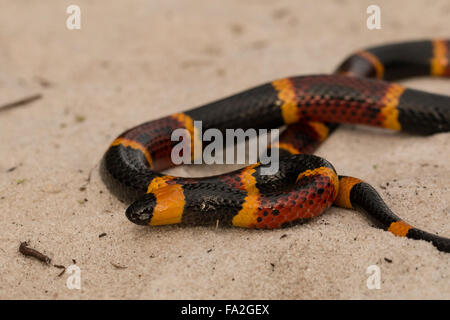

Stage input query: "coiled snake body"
[{"left": 101, "top": 40, "right": 450, "bottom": 252}]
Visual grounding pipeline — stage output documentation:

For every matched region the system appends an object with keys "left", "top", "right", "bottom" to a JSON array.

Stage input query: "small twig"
[
  {"left": 0, "top": 94, "right": 42, "bottom": 112},
  {"left": 19, "top": 241, "right": 51, "bottom": 264},
  {"left": 53, "top": 264, "right": 66, "bottom": 277},
  {"left": 110, "top": 262, "right": 127, "bottom": 269},
  {"left": 79, "top": 164, "right": 97, "bottom": 191}
]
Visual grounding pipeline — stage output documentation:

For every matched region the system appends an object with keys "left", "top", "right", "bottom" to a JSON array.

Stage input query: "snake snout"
[{"left": 125, "top": 194, "right": 157, "bottom": 225}]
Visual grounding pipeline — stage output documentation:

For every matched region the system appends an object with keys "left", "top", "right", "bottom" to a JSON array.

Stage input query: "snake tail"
[{"left": 335, "top": 176, "right": 450, "bottom": 252}]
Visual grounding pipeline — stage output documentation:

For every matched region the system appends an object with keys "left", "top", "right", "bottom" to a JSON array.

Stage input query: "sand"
[{"left": 0, "top": 0, "right": 448, "bottom": 299}]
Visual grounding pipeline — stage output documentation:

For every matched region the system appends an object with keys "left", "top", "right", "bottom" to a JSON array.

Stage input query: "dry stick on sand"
[
  {"left": 19, "top": 241, "right": 51, "bottom": 264},
  {"left": 79, "top": 164, "right": 98, "bottom": 191},
  {"left": 19, "top": 242, "right": 67, "bottom": 276},
  {"left": 53, "top": 264, "right": 67, "bottom": 277},
  {"left": 110, "top": 262, "right": 128, "bottom": 269},
  {"left": 0, "top": 94, "right": 42, "bottom": 112}
]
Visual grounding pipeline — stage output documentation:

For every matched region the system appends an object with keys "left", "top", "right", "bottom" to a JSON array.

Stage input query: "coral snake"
[{"left": 101, "top": 40, "right": 450, "bottom": 252}]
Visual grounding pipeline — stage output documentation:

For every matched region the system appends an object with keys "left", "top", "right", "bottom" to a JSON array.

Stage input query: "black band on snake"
[{"left": 100, "top": 39, "right": 450, "bottom": 252}]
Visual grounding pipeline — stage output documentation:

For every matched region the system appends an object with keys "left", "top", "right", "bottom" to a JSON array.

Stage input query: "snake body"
[{"left": 101, "top": 40, "right": 450, "bottom": 252}]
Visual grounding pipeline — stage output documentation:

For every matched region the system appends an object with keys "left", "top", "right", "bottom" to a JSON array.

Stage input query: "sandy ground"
[{"left": 0, "top": 0, "right": 449, "bottom": 299}]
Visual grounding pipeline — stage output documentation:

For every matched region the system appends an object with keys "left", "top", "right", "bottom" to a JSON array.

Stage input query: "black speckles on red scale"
[
  {"left": 218, "top": 171, "right": 246, "bottom": 190},
  {"left": 253, "top": 172, "right": 337, "bottom": 229},
  {"left": 287, "top": 75, "right": 391, "bottom": 127}
]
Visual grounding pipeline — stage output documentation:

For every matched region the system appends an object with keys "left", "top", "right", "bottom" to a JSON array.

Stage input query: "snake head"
[{"left": 125, "top": 193, "right": 156, "bottom": 225}]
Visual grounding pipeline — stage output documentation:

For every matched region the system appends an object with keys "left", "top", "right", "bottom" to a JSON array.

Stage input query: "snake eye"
[{"left": 125, "top": 193, "right": 157, "bottom": 225}]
